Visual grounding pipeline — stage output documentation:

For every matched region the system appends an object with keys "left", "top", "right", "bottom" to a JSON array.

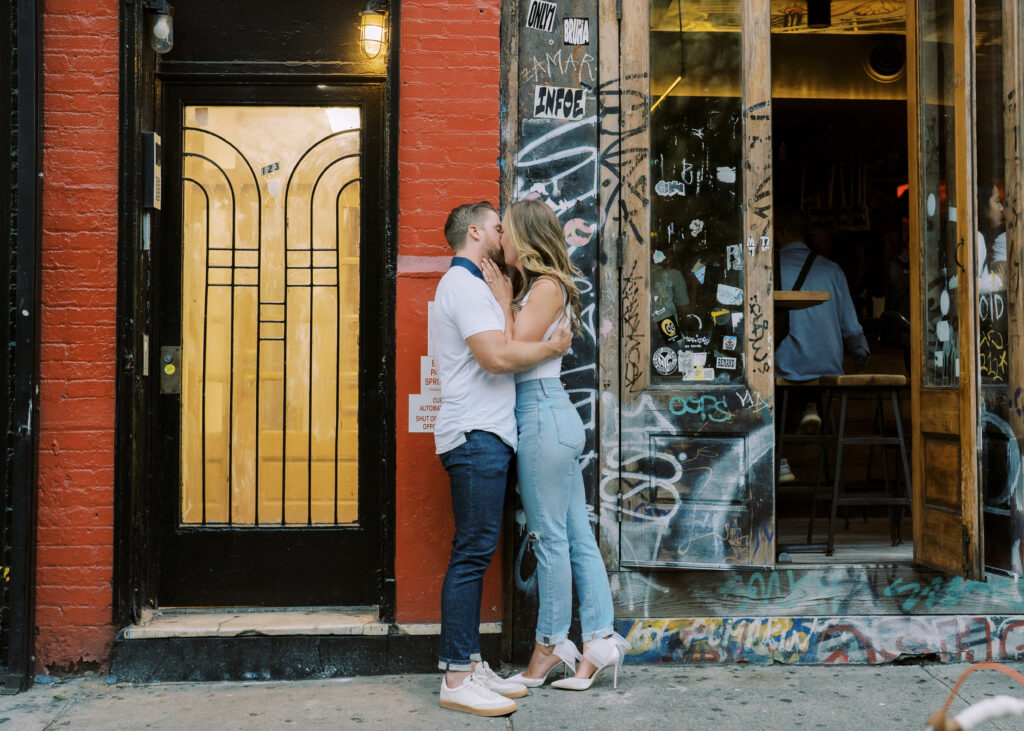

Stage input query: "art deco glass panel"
[{"left": 180, "top": 105, "right": 361, "bottom": 526}]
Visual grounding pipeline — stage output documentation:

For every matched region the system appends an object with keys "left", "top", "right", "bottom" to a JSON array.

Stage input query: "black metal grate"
[{"left": 181, "top": 118, "right": 361, "bottom": 527}]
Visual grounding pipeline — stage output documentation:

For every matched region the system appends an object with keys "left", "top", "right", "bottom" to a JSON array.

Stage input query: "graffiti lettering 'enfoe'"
[{"left": 533, "top": 85, "right": 587, "bottom": 121}]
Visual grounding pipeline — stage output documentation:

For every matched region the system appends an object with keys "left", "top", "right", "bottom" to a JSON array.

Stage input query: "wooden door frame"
[
  {"left": 906, "top": 0, "right": 983, "bottom": 578},
  {"left": 599, "top": 0, "right": 776, "bottom": 571}
]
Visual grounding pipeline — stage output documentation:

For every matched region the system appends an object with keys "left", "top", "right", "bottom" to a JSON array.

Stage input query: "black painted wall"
[
  {"left": 162, "top": 0, "right": 384, "bottom": 75},
  {"left": 509, "top": 0, "right": 601, "bottom": 663}
]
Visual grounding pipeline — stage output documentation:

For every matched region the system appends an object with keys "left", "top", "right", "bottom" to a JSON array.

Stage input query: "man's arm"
[
  {"left": 833, "top": 266, "right": 870, "bottom": 367},
  {"left": 465, "top": 326, "right": 572, "bottom": 374}
]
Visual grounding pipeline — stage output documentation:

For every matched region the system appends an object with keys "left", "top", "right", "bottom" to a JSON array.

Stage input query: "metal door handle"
[{"left": 954, "top": 237, "right": 966, "bottom": 272}]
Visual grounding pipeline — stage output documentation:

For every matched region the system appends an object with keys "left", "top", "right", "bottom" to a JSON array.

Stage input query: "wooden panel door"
[
  {"left": 607, "top": 0, "right": 775, "bottom": 570},
  {"left": 908, "top": 0, "right": 983, "bottom": 578}
]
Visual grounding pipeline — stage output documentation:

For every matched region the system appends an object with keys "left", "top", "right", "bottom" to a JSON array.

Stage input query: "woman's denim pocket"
[{"left": 550, "top": 404, "right": 585, "bottom": 450}]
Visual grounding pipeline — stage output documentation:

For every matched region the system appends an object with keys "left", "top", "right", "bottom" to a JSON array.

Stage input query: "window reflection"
[{"left": 649, "top": 2, "right": 744, "bottom": 384}]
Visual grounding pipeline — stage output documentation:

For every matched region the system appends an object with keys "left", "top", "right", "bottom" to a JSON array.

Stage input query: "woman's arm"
[{"left": 481, "top": 260, "right": 565, "bottom": 343}]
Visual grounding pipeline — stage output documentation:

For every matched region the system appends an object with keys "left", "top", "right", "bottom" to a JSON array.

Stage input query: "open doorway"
[{"left": 771, "top": 30, "right": 913, "bottom": 565}]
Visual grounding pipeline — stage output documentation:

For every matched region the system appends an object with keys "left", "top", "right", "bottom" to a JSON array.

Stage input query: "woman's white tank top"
[{"left": 515, "top": 281, "right": 570, "bottom": 383}]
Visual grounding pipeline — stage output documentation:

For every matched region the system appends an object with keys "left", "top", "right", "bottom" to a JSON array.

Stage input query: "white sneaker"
[
  {"left": 779, "top": 458, "right": 796, "bottom": 484},
  {"left": 439, "top": 673, "right": 519, "bottom": 716},
  {"left": 472, "top": 661, "right": 528, "bottom": 698},
  {"left": 799, "top": 404, "right": 822, "bottom": 434}
]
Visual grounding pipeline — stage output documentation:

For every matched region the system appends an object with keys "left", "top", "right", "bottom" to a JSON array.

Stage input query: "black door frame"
[
  {"left": 1, "top": 0, "right": 42, "bottom": 693},
  {"left": 153, "top": 82, "right": 387, "bottom": 606},
  {"left": 115, "top": 1, "right": 398, "bottom": 619}
]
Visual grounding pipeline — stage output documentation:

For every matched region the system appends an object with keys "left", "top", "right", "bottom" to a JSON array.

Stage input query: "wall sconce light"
[
  {"left": 807, "top": 0, "right": 831, "bottom": 29},
  {"left": 144, "top": 0, "right": 175, "bottom": 54},
  {"left": 360, "top": 1, "right": 388, "bottom": 59}
]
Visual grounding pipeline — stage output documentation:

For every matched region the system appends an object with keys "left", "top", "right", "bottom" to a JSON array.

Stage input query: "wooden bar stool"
[
  {"left": 775, "top": 377, "right": 831, "bottom": 553},
  {"left": 817, "top": 374, "right": 912, "bottom": 556}
]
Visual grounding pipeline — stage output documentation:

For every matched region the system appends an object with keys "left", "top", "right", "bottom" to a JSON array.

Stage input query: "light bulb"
[{"left": 151, "top": 13, "right": 173, "bottom": 54}]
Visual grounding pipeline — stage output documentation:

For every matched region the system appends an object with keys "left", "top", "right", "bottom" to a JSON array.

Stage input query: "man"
[
  {"left": 650, "top": 247, "right": 689, "bottom": 349},
  {"left": 775, "top": 205, "right": 869, "bottom": 482},
  {"left": 431, "top": 201, "right": 572, "bottom": 716}
]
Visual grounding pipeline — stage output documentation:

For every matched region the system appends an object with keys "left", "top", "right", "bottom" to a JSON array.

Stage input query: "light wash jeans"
[{"left": 515, "top": 378, "right": 614, "bottom": 645}]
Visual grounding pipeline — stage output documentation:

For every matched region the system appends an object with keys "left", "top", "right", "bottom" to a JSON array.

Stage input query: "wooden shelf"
[{"left": 774, "top": 290, "right": 830, "bottom": 309}]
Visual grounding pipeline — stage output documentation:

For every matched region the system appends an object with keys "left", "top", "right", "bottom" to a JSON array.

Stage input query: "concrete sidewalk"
[{"left": 3, "top": 662, "right": 1024, "bottom": 730}]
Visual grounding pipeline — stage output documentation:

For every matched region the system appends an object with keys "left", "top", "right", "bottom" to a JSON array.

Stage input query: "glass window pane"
[
  {"left": 180, "top": 105, "right": 361, "bottom": 526},
  {"left": 974, "top": 1, "right": 1014, "bottom": 566},
  {"left": 649, "top": 2, "right": 743, "bottom": 384},
  {"left": 918, "top": 1, "right": 959, "bottom": 387}
]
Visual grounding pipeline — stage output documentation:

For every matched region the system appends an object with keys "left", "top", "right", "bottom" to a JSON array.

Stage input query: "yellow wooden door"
[{"left": 907, "top": 0, "right": 983, "bottom": 577}]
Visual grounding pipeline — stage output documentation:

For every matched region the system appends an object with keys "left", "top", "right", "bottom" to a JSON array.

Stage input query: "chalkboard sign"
[{"left": 979, "top": 290, "right": 1007, "bottom": 384}]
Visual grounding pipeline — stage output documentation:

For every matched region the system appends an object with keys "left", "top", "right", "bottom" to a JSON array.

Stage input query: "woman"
[{"left": 480, "top": 199, "right": 627, "bottom": 691}]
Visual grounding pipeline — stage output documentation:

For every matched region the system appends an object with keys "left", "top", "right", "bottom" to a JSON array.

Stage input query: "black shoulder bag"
[{"left": 776, "top": 252, "right": 817, "bottom": 345}]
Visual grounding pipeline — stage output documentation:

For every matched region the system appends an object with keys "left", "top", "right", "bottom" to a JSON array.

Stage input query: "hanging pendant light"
[{"left": 807, "top": 0, "right": 831, "bottom": 29}]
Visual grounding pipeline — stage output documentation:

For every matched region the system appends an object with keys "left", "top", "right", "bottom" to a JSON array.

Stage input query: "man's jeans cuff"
[{"left": 437, "top": 656, "right": 478, "bottom": 672}]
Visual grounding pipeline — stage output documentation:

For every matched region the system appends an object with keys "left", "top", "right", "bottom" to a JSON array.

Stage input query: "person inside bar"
[
  {"left": 650, "top": 245, "right": 690, "bottom": 351},
  {"left": 776, "top": 203, "right": 870, "bottom": 483}
]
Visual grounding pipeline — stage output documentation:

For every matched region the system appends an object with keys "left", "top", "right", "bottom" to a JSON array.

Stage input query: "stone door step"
[
  {"left": 120, "top": 607, "right": 502, "bottom": 640},
  {"left": 121, "top": 607, "right": 385, "bottom": 639}
]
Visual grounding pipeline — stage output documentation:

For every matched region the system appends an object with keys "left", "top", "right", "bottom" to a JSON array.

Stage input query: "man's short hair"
[
  {"left": 774, "top": 203, "right": 806, "bottom": 241},
  {"left": 444, "top": 201, "right": 497, "bottom": 251}
]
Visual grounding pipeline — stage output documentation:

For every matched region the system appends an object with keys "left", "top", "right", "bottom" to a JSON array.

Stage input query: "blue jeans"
[
  {"left": 438, "top": 430, "right": 513, "bottom": 671},
  {"left": 516, "top": 378, "right": 614, "bottom": 645}
]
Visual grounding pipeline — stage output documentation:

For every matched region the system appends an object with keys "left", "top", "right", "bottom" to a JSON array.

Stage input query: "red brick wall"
[
  {"left": 35, "top": 0, "right": 120, "bottom": 670},
  {"left": 395, "top": 0, "right": 503, "bottom": 622},
  {"left": 32, "top": 0, "right": 501, "bottom": 668}
]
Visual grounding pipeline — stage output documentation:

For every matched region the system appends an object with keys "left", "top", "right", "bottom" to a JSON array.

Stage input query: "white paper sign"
[
  {"left": 408, "top": 393, "right": 442, "bottom": 433},
  {"left": 410, "top": 307, "right": 442, "bottom": 433},
  {"left": 526, "top": 0, "right": 557, "bottom": 31},
  {"left": 717, "top": 283, "right": 743, "bottom": 306}
]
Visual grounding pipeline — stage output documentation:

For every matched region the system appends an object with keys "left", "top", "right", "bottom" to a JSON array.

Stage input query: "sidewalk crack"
[
  {"left": 921, "top": 665, "right": 1006, "bottom": 731},
  {"left": 41, "top": 686, "right": 80, "bottom": 731}
]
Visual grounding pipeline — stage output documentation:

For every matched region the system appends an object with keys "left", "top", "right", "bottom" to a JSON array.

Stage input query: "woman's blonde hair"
[{"left": 504, "top": 199, "right": 583, "bottom": 334}]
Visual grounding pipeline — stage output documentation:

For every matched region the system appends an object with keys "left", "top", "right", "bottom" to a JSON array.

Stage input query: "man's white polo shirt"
[{"left": 431, "top": 260, "right": 517, "bottom": 455}]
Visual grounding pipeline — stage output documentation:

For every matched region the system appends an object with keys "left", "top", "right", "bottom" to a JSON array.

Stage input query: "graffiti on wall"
[
  {"left": 510, "top": 2, "right": 602, "bottom": 627},
  {"left": 616, "top": 615, "right": 1024, "bottom": 665}
]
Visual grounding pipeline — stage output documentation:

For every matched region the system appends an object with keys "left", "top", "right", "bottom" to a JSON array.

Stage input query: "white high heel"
[
  {"left": 550, "top": 633, "right": 630, "bottom": 691},
  {"left": 506, "top": 640, "right": 581, "bottom": 687}
]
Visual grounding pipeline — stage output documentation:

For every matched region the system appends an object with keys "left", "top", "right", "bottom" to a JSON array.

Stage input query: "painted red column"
[
  {"left": 35, "top": 0, "right": 121, "bottom": 670},
  {"left": 395, "top": 0, "right": 504, "bottom": 622}
]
